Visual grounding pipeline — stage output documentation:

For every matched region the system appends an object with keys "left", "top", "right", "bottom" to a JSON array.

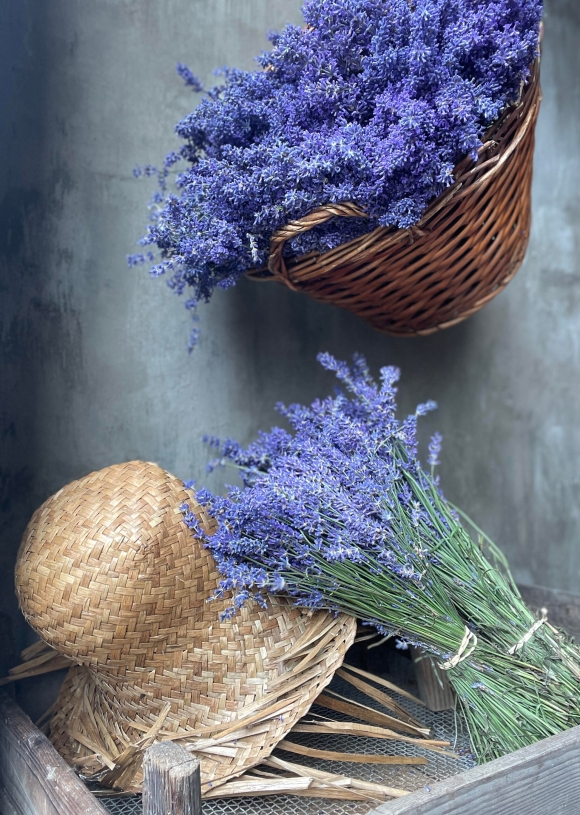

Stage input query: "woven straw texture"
[
  {"left": 15, "top": 461, "right": 356, "bottom": 794},
  {"left": 249, "top": 59, "right": 541, "bottom": 336}
]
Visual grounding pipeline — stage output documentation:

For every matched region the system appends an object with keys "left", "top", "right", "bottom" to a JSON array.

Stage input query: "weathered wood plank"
[
  {"left": 1, "top": 583, "right": 579, "bottom": 815},
  {"left": 0, "top": 689, "right": 107, "bottom": 815},
  {"left": 370, "top": 723, "right": 580, "bottom": 815},
  {"left": 409, "top": 647, "right": 454, "bottom": 712},
  {"left": 143, "top": 742, "right": 202, "bottom": 815}
]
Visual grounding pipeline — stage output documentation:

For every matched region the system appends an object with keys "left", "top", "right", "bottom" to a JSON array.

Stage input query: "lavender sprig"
[{"left": 189, "top": 353, "right": 580, "bottom": 762}]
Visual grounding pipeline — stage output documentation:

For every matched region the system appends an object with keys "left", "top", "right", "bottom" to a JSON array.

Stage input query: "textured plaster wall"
[{"left": 1, "top": 0, "right": 579, "bottom": 653}]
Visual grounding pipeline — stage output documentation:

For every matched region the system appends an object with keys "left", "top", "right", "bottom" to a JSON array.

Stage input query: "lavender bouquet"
[
  {"left": 185, "top": 354, "right": 580, "bottom": 762},
  {"left": 132, "top": 0, "right": 542, "bottom": 345}
]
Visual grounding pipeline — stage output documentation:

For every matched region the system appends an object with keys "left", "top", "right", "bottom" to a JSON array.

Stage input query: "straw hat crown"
[
  {"left": 15, "top": 461, "right": 356, "bottom": 793},
  {"left": 16, "top": 461, "right": 220, "bottom": 670}
]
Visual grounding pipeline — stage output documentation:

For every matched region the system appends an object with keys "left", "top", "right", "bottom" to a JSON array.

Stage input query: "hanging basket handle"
[{"left": 268, "top": 202, "right": 369, "bottom": 290}]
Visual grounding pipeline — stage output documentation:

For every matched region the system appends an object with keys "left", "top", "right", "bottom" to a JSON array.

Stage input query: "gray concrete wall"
[{"left": 1, "top": 0, "right": 579, "bottom": 653}]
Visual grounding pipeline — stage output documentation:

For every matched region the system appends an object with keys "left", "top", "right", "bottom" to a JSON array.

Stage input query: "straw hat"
[{"left": 15, "top": 461, "right": 356, "bottom": 793}]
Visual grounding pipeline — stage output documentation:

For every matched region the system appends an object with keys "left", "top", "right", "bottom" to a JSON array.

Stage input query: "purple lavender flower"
[
  {"left": 176, "top": 63, "right": 204, "bottom": 92},
  {"left": 189, "top": 377, "right": 580, "bottom": 767},
  {"left": 135, "top": 0, "right": 542, "bottom": 345},
  {"left": 428, "top": 431, "right": 443, "bottom": 469},
  {"left": 191, "top": 352, "right": 453, "bottom": 620}
]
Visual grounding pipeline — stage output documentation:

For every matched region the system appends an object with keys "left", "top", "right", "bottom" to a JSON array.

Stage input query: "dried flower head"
[{"left": 133, "top": 0, "right": 542, "bottom": 344}]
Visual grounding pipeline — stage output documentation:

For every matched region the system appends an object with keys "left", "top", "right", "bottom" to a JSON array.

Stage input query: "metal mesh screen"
[{"left": 95, "top": 666, "right": 474, "bottom": 815}]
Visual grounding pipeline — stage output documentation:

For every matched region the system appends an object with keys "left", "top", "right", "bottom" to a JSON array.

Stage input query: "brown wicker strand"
[{"left": 249, "top": 59, "right": 541, "bottom": 335}]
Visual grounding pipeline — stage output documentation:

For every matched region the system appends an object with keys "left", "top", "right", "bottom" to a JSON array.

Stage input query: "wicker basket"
[{"left": 248, "top": 59, "right": 541, "bottom": 336}]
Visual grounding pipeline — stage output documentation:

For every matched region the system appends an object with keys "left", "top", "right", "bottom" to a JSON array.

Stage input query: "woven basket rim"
[{"left": 247, "top": 57, "right": 541, "bottom": 293}]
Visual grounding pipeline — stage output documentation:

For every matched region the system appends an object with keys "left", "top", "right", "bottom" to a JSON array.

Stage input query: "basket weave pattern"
[
  {"left": 251, "top": 60, "right": 541, "bottom": 336},
  {"left": 16, "top": 462, "right": 356, "bottom": 793}
]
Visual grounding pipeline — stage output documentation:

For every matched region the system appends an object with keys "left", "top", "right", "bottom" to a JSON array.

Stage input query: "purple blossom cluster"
[
  {"left": 134, "top": 0, "right": 541, "bottom": 343},
  {"left": 185, "top": 352, "right": 448, "bottom": 620},
  {"left": 185, "top": 354, "right": 580, "bottom": 763}
]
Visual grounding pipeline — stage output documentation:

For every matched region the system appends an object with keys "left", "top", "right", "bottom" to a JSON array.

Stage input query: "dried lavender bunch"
[
  {"left": 133, "top": 0, "right": 542, "bottom": 345},
  {"left": 186, "top": 353, "right": 580, "bottom": 762}
]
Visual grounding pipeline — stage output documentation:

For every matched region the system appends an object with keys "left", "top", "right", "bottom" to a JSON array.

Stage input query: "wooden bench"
[{"left": 1, "top": 584, "right": 579, "bottom": 815}]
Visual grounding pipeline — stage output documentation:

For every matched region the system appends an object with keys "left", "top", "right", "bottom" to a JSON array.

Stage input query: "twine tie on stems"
[
  {"left": 508, "top": 608, "right": 548, "bottom": 656},
  {"left": 439, "top": 627, "right": 478, "bottom": 671}
]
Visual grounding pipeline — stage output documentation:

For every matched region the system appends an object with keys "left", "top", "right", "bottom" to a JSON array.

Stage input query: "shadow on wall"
[{"left": 0, "top": 0, "right": 55, "bottom": 650}]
